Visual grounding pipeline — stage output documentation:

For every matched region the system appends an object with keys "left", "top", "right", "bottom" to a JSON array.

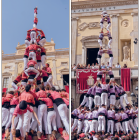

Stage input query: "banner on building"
[
  {"left": 121, "top": 68, "right": 131, "bottom": 92},
  {"left": 76, "top": 69, "right": 106, "bottom": 94}
]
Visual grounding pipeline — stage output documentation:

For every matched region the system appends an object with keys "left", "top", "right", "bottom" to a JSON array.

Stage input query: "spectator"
[
  {"left": 91, "top": 63, "right": 95, "bottom": 69},
  {"left": 112, "top": 64, "right": 115, "bottom": 68},
  {"left": 115, "top": 62, "right": 121, "bottom": 68},
  {"left": 123, "top": 64, "right": 127, "bottom": 68},
  {"left": 73, "top": 64, "right": 77, "bottom": 70},
  {"left": 87, "top": 64, "right": 91, "bottom": 69},
  {"left": 80, "top": 64, "right": 84, "bottom": 69},
  {"left": 77, "top": 64, "right": 80, "bottom": 69},
  {"left": 106, "top": 62, "right": 110, "bottom": 69},
  {"left": 101, "top": 63, "right": 106, "bottom": 69},
  {"left": 83, "top": 64, "right": 87, "bottom": 69},
  {"left": 94, "top": 63, "right": 99, "bottom": 69}
]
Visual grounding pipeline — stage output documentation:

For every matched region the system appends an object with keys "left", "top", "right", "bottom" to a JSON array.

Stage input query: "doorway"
[
  {"left": 86, "top": 48, "right": 99, "bottom": 65},
  {"left": 63, "top": 74, "right": 69, "bottom": 86}
]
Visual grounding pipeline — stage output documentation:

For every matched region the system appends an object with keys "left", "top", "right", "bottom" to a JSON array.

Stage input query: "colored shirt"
[
  {"left": 107, "top": 50, "right": 113, "bottom": 55},
  {"left": 95, "top": 86, "right": 102, "bottom": 93},
  {"left": 36, "top": 90, "right": 46, "bottom": 99},
  {"left": 108, "top": 70, "right": 113, "bottom": 76},
  {"left": 27, "top": 44, "right": 38, "bottom": 51},
  {"left": 121, "top": 112, "right": 128, "bottom": 120},
  {"left": 24, "top": 48, "right": 29, "bottom": 57},
  {"left": 10, "top": 97, "right": 19, "bottom": 105},
  {"left": 50, "top": 91, "right": 62, "bottom": 100},
  {"left": 87, "top": 87, "right": 93, "bottom": 95},
  {"left": 78, "top": 113, "right": 84, "bottom": 119},
  {"left": 97, "top": 71, "right": 103, "bottom": 76},
  {"left": 107, "top": 32, "right": 112, "bottom": 39},
  {"left": 101, "top": 84, "right": 109, "bottom": 91},
  {"left": 108, "top": 86, "right": 116, "bottom": 94},
  {"left": 41, "top": 70, "right": 48, "bottom": 77},
  {"left": 91, "top": 86, "right": 96, "bottom": 95},
  {"left": 34, "top": 17, "right": 38, "bottom": 24},
  {"left": 72, "top": 109, "right": 78, "bottom": 116},
  {"left": 99, "top": 33, "right": 104, "bottom": 39},
  {"left": 46, "top": 67, "right": 52, "bottom": 73},
  {"left": 107, "top": 110, "right": 115, "bottom": 119},
  {"left": 13, "top": 104, "right": 33, "bottom": 117},
  {"left": 6, "top": 93, "right": 14, "bottom": 99},
  {"left": 98, "top": 50, "right": 104, "bottom": 56},
  {"left": 22, "top": 72, "right": 28, "bottom": 80},
  {"left": 19, "top": 91, "right": 35, "bottom": 105},
  {"left": 36, "top": 51, "right": 41, "bottom": 61},
  {"left": 27, "top": 60, "right": 37, "bottom": 67},
  {"left": 115, "top": 113, "right": 121, "bottom": 120},
  {"left": 92, "top": 110, "right": 98, "bottom": 119},
  {"left": 62, "top": 98, "right": 69, "bottom": 106},
  {"left": 98, "top": 107, "right": 107, "bottom": 116},
  {"left": 41, "top": 98, "right": 53, "bottom": 107},
  {"left": 2, "top": 97, "right": 10, "bottom": 105},
  {"left": 88, "top": 112, "right": 93, "bottom": 119},
  {"left": 14, "top": 75, "right": 22, "bottom": 83},
  {"left": 40, "top": 30, "right": 45, "bottom": 37}
]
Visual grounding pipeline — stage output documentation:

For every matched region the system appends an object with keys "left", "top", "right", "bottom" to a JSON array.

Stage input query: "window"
[{"left": 3, "top": 77, "right": 9, "bottom": 88}]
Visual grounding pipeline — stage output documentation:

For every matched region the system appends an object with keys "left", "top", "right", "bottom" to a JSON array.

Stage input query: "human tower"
[{"left": 71, "top": 11, "right": 138, "bottom": 138}]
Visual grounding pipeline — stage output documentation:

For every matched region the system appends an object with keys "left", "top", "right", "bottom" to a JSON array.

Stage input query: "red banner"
[
  {"left": 121, "top": 68, "right": 131, "bottom": 91},
  {"left": 76, "top": 69, "right": 106, "bottom": 94},
  {"left": 65, "top": 86, "right": 69, "bottom": 93}
]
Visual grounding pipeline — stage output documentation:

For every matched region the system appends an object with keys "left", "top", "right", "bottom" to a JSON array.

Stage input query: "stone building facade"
[
  {"left": 71, "top": 0, "right": 138, "bottom": 109},
  {"left": 2, "top": 39, "right": 69, "bottom": 91}
]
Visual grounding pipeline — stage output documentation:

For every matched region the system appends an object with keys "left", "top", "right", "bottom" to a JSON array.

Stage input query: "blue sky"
[{"left": 2, "top": 0, "right": 69, "bottom": 54}]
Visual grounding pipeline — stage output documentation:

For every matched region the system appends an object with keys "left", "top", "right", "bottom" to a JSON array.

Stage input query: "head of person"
[
  {"left": 19, "top": 101, "right": 27, "bottom": 110},
  {"left": 14, "top": 91, "right": 20, "bottom": 97},
  {"left": 46, "top": 63, "right": 49, "bottom": 68},
  {"left": 29, "top": 57, "right": 33, "bottom": 61},
  {"left": 40, "top": 85, "right": 45, "bottom": 91},
  {"left": 102, "top": 104, "right": 105, "bottom": 108},
  {"left": 121, "top": 108, "right": 124, "bottom": 113},
  {"left": 51, "top": 87, "right": 56, "bottom": 91},
  {"left": 92, "top": 63, "right": 94, "bottom": 66},
  {"left": 117, "top": 62, "right": 119, "bottom": 65},
  {"left": 25, "top": 84, "right": 31, "bottom": 92},
  {"left": 8, "top": 91, "right": 14, "bottom": 95},
  {"left": 98, "top": 66, "right": 101, "bottom": 71},
  {"left": 2, "top": 92, "right": 6, "bottom": 97},
  {"left": 94, "top": 107, "right": 98, "bottom": 110}
]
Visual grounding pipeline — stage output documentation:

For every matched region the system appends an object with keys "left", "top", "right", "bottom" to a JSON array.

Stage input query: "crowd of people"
[
  {"left": 2, "top": 7, "right": 69, "bottom": 140},
  {"left": 72, "top": 63, "right": 128, "bottom": 70},
  {"left": 71, "top": 11, "right": 138, "bottom": 140}
]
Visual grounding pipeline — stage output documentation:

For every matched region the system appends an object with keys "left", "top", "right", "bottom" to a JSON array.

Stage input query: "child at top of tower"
[
  {"left": 34, "top": 7, "right": 38, "bottom": 17},
  {"left": 100, "top": 11, "right": 111, "bottom": 32}
]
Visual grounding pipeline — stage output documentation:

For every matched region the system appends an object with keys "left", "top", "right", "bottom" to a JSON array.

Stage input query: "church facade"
[
  {"left": 2, "top": 39, "right": 69, "bottom": 91},
  {"left": 71, "top": 0, "right": 138, "bottom": 109}
]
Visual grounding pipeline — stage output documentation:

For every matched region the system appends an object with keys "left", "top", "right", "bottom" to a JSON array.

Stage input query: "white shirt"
[
  {"left": 73, "top": 66, "right": 76, "bottom": 69},
  {"left": 115, "top": 65, "right": 121, "bottom": 68}
]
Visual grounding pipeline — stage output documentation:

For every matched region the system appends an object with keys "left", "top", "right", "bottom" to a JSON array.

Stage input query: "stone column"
[
  {"left": 71, "top": 17, "right": 79, "bottom": 65},
  {"left": 82, "top": 46, "right": 85, "bottom": 65},
  {"left": 110, "top": 14, "right": 119, "bottom": 65},
  {"left": 130, "top": 13, "right": 138, "bottom": 66},
  {"left": 14, "top": 62, "right": 19, "bottom": 78},
  {"left": 52, "top": 59, "right": 57, "bottom": 85}
]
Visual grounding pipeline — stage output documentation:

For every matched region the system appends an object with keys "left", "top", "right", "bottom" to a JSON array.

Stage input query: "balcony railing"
[{"left": 71, "top": 68, "right": 138, "bottom": 80}]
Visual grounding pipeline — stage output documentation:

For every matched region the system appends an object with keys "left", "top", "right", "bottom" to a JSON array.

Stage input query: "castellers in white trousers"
[
  {"left": 106, "top": 23, "right": 111, "bottom": 31},
  {"left": 38, "top": 104, "right": 48, "bottom": 134},
  {"left": 77, "top": 120, "right": 83, "bottom": 134},
  {"left": 39, "top": 38, "right": 46, "bottom": 47},
  {"left": 110, "top": 95, "right": 116, "bottom": 106},
  {"left": 5, "top": 107, "right": 19, "bottom": 130},
  {"left": 23, "top": 106, "right": 33, "bottom": 138},
  {"left": 53, "top": 103, "right": 63, "bottom": 129},
  {"left": 80, "top": 94, "right": 89, "bottom": 106},
  {"left": 94, "top": 95, "right": 101, "bottom": 107},
  {"left": 23, "top": 57, "right": 28, "bottom": 70},
  {"left": 57, "top": 104, "right": 69, "bottom": 134},
  {"left": 91, "top": 120, "right": 98, "bottom": 133},
  {"left": 98, "top": 39, "right": 103, "bottom": 47},
  {"left": 115, "top": 122, "right": 123, "bottom": 133},
  {"left": 107, "top": 120, "right": 114, "bottom": 135},
  {"left": 89, "top": 95, "right": 94, "bottom": 110},
  {"left": 46, "top": 75, "right": 54, "bottom": 88},
  {"left": 109, "top": 57, "right": 113, "bottom": 68},
  {"left": 29, "top": 52, "right": 37, "bottom": 61},
  {"left": 108, "top": 39, "right": 112, "bottom": 49},
  {"left": 122, "top": 121, "right": 132, "bottom": 134},
  {"left": 98, "top": 116, "right": 106, "bottom": 132},
  {"left": 41, "top": 55, "right": 46, "bottom": 68},
  {"left": 47, "top": 110, "right": 57, "bottom": 134},
  {"left": 30, "top": 107, "right": 38, "bottom": 131},
  {"left": 134, "top": 117, "right": 138, "bottom": 128},
  {"left": 115, "top": 99, "right": 120, "bottom": 109},
  {"left": 2, "top": 108, "right": 9, "bottom": 127},
  {"left": 97, "top": 58, "right": 101, "bottom": 66},
  {"left": 84, "top": 120, "right": 90, "bottom": 133},
  {"left": 101, "top": 93, "right": 108, "bottom": 108},
  {"left": 12, "top": 82, "right": 18, "bottom": 90},
  {"left": 129, "top": 119, "right": 137, "bottom": 132},
  {"left": 30, "top": 31, "right": 37, "bottom": 44},
  {"left": 83, "top": 120, "right": 88, "bottom": 132},
  {"left": 71, "top": 118, "right": 78, "bottom": 132},
  {"left": 25, "top": 40, "right": 30, "bottom": 48}
]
